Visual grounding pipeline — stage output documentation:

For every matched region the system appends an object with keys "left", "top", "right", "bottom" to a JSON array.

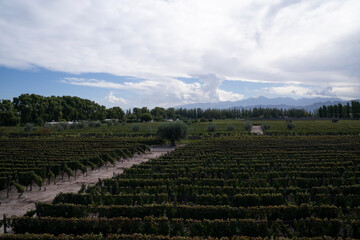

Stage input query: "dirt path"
[
  {"left": 250, "top": 125, "right": 264, "bottom": 135},
  {"left": 0, "top": 146, "right": 177, "bottom": 221}
]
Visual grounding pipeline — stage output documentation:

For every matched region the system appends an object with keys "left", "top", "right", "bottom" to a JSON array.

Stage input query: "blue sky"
[
  {"left": 1, "top": 66, "right": 279, "bottom": 108},
  {"left": 0, "top": 0, "right": 359, "bottom": 108}
]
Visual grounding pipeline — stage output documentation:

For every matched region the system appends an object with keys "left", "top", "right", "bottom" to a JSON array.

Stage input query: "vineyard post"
[{"left": 3, "top": 214, "right": 6, "bottom": 233}]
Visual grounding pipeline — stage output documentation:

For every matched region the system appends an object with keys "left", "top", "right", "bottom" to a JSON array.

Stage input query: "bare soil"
[
  {"left": 0, "top": 146, "right": 177, "bottom": 222},
  {"left": 250, "top": 125, "right": 264, "bottom": 135}
]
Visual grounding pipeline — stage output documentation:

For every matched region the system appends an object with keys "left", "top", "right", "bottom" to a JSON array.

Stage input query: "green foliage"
[
  {"left": 23, "top": 209, "right": 36, "bottom": 217},
  {"left": 32, "top": 172, "right": 44, "bottom": 188},
  {"left": 243, "top": 120, "right": 252, "bottom": 131},
  {"left": 11, "top": 181, "right": 25, "bottom": 195},
  {"left": 56, "top": 123, "right": 68, "bottom": 132},
  {"left": 5, "top": 136, "right": 360, "bottom": 239},
  {"left": 70, "top": 122, "right": 85, "bottom": 129},
  {"left": 132, "top": 124, "right": 140, "bottom": 132},
  {"left": 140, "top": 113, "right": 153, "bottom": 122},
  {"left": 207, "top": 123, "right": 216, "bottom": 132},
  {"left": 34, "top": 117, "right": 44, "bottom": 126},
  {"left": 146, "top": 127, "right": 152, "bottom": 135},
  {"left": 157, "top": 121, "right": 188, "bottom": 146},
  {"left": 107, "top": 120, "right": 114, "bottom": 126},
  {"left": 226, "top": 124, "right": 235, "bottom": 131},
  {"left": 88, "top": 121, "right": 101, "bottom": 128},
  {"left": 261, "top": 122, "right": 271, "bottom": 130},
  {"left": 0, "top": 99, "right": 20, "bottom": 126},
  {"left": 24, "top": 123, "right": 34, "bottom": 132},
  {"left": 106, "top": 106, "right": 125, "bottom": 120},
  {"left": 286, "top": 120, "right": 296, "bottom": 130},
  {"left": 64, "top": 164, "right": 74, "bottom": 178}
]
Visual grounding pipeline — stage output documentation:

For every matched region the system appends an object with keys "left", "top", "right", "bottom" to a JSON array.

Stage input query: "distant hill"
[{"left": 175, "top": 96, "right": 357, "bottom": 111}]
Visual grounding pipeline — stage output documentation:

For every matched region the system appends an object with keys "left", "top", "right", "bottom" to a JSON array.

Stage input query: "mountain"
[{"left": 175, "top": 96, "right": 353, "bottom": 110}]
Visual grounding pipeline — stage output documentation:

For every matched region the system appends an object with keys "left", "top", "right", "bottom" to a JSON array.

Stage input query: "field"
[
  {"left": 1, "top": 119, "right": 360, "bottom": 137},
  {"left": 0, "top": 120, "right": 360, "bottom": 239},
  {"left": 0, "top": 133, "right": 359, "bottom": 239},
  {"left": 0, "top": 138, "right": 159, "bottom": 192}
]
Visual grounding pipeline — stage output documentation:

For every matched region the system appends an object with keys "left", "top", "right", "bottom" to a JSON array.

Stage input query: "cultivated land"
[
  {"left": 0, "top": 119, "right": 359, "bottom": 239},
  {"left": 0, "top": 146, "right": 175, "bottom": 219},
  {"left": 1, "top": 119, "right": 360, "bottom": 136}
]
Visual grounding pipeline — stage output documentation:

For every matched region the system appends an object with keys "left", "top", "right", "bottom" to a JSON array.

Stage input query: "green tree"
[
  {"left": 150, "top": 107, "right": 166, "bottom": 121},
  {"left": 106, "top": 107, "right": 125, "bottom": 120},
  {"left": 140, "top": 113, "right": 153, "bottom": 122},
  {"left": 157, "top": 121, "right": 188, "bottom": 146},
  {"left": 0, "top": 100, "right": 20, "bottom": 126}
]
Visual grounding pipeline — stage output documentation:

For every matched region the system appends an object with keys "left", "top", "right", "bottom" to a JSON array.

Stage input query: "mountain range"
[{"left": 175, "top": 96, "right": 358, "bottom": 111}]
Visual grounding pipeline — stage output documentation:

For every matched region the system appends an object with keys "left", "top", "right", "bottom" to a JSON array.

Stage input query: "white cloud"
[
  {"left": 105, "top": 91, "right": 128, "bottom": 105},
  {"left": 64, "top": 75, "right": 243, "bottom": 108},
  {"left": 217, "top": 89, "right": 244, "bottom": 102},
  {"left": 1, "top": 0, "right": 359, "bottom": 104},
  {"left": 260, "top": 84, "right": 360, "bottom": 100}
]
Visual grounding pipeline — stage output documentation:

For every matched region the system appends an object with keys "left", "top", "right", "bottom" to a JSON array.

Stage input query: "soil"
[
  {"left": 250, "top": 125, "right": 264, "bottom": 135},
  {"left": 0, "top": 146, "right": 177, "bottom": 225}
]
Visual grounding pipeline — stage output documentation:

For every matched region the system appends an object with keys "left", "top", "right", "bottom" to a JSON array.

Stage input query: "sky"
[{"left": 0, "top": 0, "right": 359, "bottom": 109}]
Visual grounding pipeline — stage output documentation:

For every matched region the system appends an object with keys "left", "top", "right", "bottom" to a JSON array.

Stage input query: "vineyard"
[
  {"left": 0, "top": 138, "right": 160, "bottom": 193},
  {"left": 2, "top": 135, "right": 360, "bottom": 239},
  {"left": 1, "top": 119, "right": 360, "bottom": 137}
]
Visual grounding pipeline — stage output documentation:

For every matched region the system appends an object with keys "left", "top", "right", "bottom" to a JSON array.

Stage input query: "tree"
[
  {"left": 0, "top": 100, "right": 20, "bottom": 126},
  {"left": 157, "top": 121, "right": 188, "bottom": 146},
  {"left": 140, "top": 113, "right": 153, "bottom": 122},
  {"left": 150, "top": 107, "right": 166, "bottom": 121},
  {"left": 106, "top": 107, "right": 124, "bottom": 120}
]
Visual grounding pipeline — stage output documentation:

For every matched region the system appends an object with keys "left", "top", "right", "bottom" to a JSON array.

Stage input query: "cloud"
[
  {"left": 259, "top": 84, "right": 360, "bottom": 100},
  {"left": 105, "top": 91, "right": 128, "bottom": 105},
  {"left": 1, "top": 0, "right": 359, "bottom": 103},
  {"left": 63, "top": 75, "right": 243, "bottom": 108}
]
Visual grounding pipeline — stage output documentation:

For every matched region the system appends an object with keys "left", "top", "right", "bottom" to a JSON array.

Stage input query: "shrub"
[
  {"left": 56, "top": 123, "right": 68, "bottom": 132},
  {"left": 207, "top": 123, "right": 216, "bottom": 132},
  {"left": 24, "top": 123, "right": 34, "bottom": 132},
  {"left": 286, "top": 120, "right": 295, "bottom": 130},
  {"left": 36, "top": 126, "right": 51, "bottom": 136},
  {"left": 243, "top": 120, "right": 252, "bottom": 131},
  {"left": 34, "top": 117, "right": 44, "bottom": 126},
  {"left": 262, "top": 123, "right": 271, "bottom": 131},
  {"left": 226, "top": 124, "right": 235, "bottom": 131},
  {"left": 132, "top": 124, "right": 140, "bottom": 132},
  {"left": 332, "top": 118, "right": 339, "bottom": 123},
  {"left": 94, "top": 120, "right": 101, "bottom": 127},
  {"left": 146, "top": 127, "right": 152, "bottom": 135},
  {"left": 157, "top": 121, "right": 188, "bottom": 146},
  {"left": 71, "top": 122, "right": 85, "bottom": 129}
]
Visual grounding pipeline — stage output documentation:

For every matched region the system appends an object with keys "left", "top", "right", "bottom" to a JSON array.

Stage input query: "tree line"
[
  {"left": 0, "top": 94, "right": 359, "bottom": 126},
  {"left": 318, "top": 101, "right": 360, "bottom": 119}
]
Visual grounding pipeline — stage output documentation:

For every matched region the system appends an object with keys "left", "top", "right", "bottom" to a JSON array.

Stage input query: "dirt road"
[
  {"left": 0, "top": 146, "right": 177, "bottom": 220},
  {"left": 250, "top": 125, "right": 264, "bottom": 135}
]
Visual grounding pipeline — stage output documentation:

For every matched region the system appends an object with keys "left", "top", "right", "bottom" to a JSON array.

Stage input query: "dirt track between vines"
[
  {"left": 0, "top": 146, "right": 177, "bottom": 222},
  {"left": 250, "top": 125, "right": 264, "bottom": 135}
]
